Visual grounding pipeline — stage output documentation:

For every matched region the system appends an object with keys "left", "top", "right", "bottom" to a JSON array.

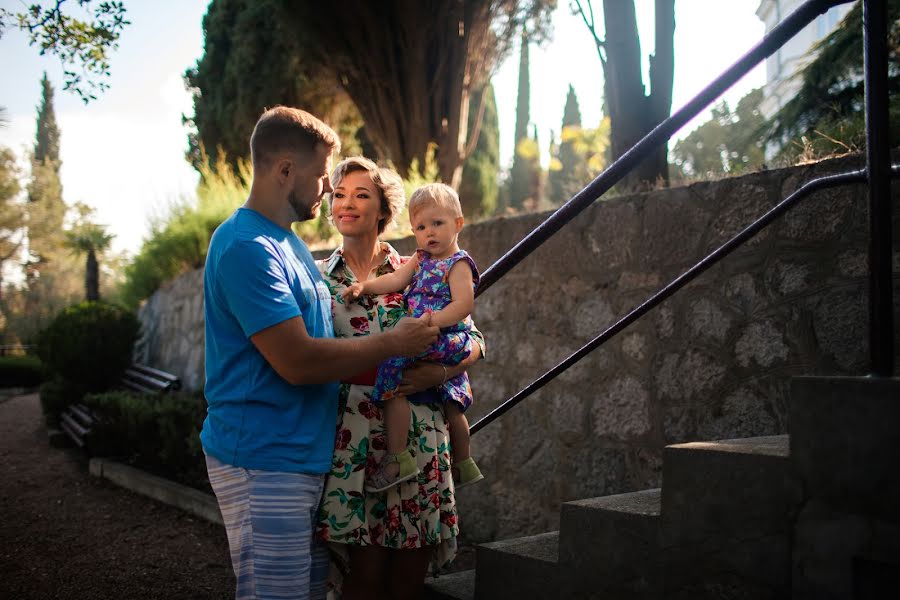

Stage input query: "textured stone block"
[
  {"left": 790, "top": 376, "right": 900, "bottom": 522},
  {"left": 558, "top": 489, "right": 661, "bottom": 599},
  {"left": 474, "top": 531, "right": 559, "bottom": 600}
]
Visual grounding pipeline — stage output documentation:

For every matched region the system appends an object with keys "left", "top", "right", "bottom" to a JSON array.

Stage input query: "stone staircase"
[{"left": 426, "top": 376, "right": 900, "bottom": 599}]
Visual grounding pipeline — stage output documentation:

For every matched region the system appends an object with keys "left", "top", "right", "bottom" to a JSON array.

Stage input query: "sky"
[{"left": 1, "top": 0, "right": 768, "bottom": 257}]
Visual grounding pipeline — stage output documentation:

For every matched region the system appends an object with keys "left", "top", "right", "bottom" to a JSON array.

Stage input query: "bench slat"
[
  {"left": 131, "top": 363, "right": 181, "bottom": 388},
  {"left": 123, "top": 368, "right": 173, "bottom": 392}
]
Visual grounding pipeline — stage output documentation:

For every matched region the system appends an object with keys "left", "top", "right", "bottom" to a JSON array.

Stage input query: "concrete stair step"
[
  {"left": 474, "top": 531, "right": 559, "bottom": 599},
  {"left": 424, "top": 569, "right": 474, "bottom": 600},
  {"left": 661, "top": 434, "right": 801, "bottom": 598},
  {"left": 559, "top": 488, "right": 662, "bottom": 599}
]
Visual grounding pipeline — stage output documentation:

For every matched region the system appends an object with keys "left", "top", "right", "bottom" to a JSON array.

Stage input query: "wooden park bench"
[{"left": 59, "top": 363, "right": 182, "bottom": 448}]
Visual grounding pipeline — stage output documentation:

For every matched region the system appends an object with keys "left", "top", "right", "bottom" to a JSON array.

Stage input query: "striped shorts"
[{"left": 206, "top": 454, "right": 329, "bottom": 600}]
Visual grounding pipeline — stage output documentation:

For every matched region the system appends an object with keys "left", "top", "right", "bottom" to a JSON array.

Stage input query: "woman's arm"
[{"left": 428, "top": 260, "right": 475, "bottom": 329}]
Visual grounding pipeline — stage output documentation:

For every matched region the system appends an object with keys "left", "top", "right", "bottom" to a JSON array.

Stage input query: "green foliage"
[
  {"left": 0, "top": 355, "right": 45, "bottom": 387},
  {"left": 547, "top": 117, "right": 611, "bottom": 204},
  {"left": 34, "top": 73, "right": 60, "bottom": 166},
  {"left": 671, "top": 88, "right": 766, "bottom": 181},
  {"left": 0, "top": 2, "right": 129, "bottom": 103},
  {"left": 185, "top": 0, "right": 362, "bottom": 170},
  {"left": 119, "top": 155, "right": 248, "bottom": 308},
  {"left": 27, "top": 75, "right": 66, "bottom": 273},
  {"left": 84, "top": 391, "right": 208, "bottom": 490},
  {"left": 37, "top": 301, "right": 138, "bottom": 392},
  {"left": 765, "top": 0, "right": 900, "bottom": 161},
  {"left": 0, "top": 146, "right": 24, "bottom": 273},
  {"left": 459, "top": 84, "right": 500, "bottom": 218},
  {"left": 508, "top": 32, "right": 542, "bottom": 210},
  {"left": 65, "top": 202, "right": 114, "bottom": 302},
  {"left": 38, "top": 376, "right": 88, "bottom": 426}
]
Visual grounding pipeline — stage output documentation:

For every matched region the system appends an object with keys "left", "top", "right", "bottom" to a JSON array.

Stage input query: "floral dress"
[
  {"left": 371, "top": 249, "right": 480, "bottom": 412},
  {"left": 314, "top": 242, "right": 484, "bottom": 588}
]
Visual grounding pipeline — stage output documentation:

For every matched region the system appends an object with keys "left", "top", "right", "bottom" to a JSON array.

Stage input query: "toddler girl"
[{"left": 341, "top": 183, "right": 483, "bottom": 492}]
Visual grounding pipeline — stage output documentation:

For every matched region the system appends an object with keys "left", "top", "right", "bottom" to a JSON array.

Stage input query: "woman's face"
[{"left": 331, "top": 170, "right": 385, "bottom": 239}]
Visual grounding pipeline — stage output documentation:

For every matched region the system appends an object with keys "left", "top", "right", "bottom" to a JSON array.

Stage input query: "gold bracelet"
[{"left": 440, "top": 364, "right": 448, "bottom": 384}]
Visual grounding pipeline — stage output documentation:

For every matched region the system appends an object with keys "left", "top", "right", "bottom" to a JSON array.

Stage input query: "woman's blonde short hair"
[
  {"left": 329, "top": 157, "right": 405, "bottom": 234},
  {"left": 408, "top": 183, "right": 463, "bottom": 219}
]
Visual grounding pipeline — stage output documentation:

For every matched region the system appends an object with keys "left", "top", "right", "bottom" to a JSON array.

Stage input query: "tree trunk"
[
  {"left": 602, "top": 0, "right": 674, "bottom": 190},
  {"left": 85, "top": 249, "right": 99, "bottom": 302},
  {"left": 283, "top": 0, "right": 513, "bottom": 188}
]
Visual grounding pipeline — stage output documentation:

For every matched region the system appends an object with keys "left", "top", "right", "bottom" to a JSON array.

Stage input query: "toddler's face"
[{"left": 410, "top": 204, "right": 463, "bottom": 258}]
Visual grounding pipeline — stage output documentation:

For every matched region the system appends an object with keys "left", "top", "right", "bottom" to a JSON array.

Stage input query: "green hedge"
[
  {"left": 0, "top": 355, "right": 46, "bottom": 387},
  {"left": 37, "top": 301, "right": 139, "bottom": 393},
  {"left": 83, "top": 391, "right": 209, "bottom": 491},
  {"left": 39, "top": 377, "right": 89, "bottom": 426}
]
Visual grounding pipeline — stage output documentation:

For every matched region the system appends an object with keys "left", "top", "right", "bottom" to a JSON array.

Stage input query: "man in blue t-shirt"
[{"left": 201, "top": 107, "right": 437, "bottom": 600}]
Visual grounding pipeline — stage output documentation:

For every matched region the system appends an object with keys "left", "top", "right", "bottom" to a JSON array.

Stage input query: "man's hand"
[
  {"left": 340, "top": 282, "right": 365, "bottom": 304},
  {"left": 388, "top": 313, "right": 438, "bottom": 357}
]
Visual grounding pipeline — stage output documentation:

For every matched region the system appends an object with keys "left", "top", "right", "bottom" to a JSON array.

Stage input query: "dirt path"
[{"left": 0, "top": 393, "right": 235, "bottom": 600}]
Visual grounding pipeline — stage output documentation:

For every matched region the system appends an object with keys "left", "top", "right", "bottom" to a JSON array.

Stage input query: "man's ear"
[{"left": 276, "top": 157, "right": 293, "bottom": 184}]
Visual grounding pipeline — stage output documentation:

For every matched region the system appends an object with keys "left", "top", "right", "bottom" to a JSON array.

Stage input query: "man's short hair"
[{"left": 250, "top": 106, "right": 341, "bottom": 167}]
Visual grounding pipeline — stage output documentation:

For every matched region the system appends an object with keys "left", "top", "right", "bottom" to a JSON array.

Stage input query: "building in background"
[{"left": 755, "top": 0, "right": 852, "bottom": 120}]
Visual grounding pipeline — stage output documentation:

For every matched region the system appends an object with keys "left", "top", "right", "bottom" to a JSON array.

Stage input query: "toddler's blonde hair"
[{"left": 409, "top": 183, "right": 463, "bottom": 219}]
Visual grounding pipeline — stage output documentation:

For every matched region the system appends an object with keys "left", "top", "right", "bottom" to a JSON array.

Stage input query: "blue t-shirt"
[{"left": 200, "top": 207, "right": 338, "bottom": 473}]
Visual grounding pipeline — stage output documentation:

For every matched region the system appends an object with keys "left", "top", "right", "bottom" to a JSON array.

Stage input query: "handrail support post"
[{"left": 863, "top": 0, "right": 894, "bottom": 377}]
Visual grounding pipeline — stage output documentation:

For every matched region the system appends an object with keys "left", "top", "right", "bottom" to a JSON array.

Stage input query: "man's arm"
[{"left": 251, "top": 313, "right": 437, "bottom": 385}]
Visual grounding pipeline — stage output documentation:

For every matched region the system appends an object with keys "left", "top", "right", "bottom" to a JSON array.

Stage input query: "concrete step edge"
[
  {"left": 562, "top": 487, "right": 662, "bottom": 517},
  {"left": 665, "top": 434, "right": 789, "bottom": 459},
  {"left": 424, "top": 569, "right": 474, "bottom": 600},
  {"left": 478, "top": 530, "right": 559, "bottom": 564}
]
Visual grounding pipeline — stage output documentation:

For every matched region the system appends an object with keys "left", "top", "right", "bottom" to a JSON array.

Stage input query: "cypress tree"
[
  {"left": 459, "top": 83, "right": 500, "bottom": 218},
  {"left": 34, "top": 73, "right": 61, "bottom": 172},
  {"left": 27, "top": 74, "right": 67, "bottom": 277},
  {"left": 508, "top": 32, "right": 541, "bottom": 210},
  {"left": 549, "top": 85, "right": 588, "bottom": 203}
]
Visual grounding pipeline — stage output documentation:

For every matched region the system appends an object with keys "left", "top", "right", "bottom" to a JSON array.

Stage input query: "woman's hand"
[
  {"left": 397, "top": 362, "right": 446, "bottom": 395},
  {"left": 397, "top": 343, "right": 482, "bottom": 395},
  {"left": 340, "top": 282, "right": 365, "bottom": 305}
]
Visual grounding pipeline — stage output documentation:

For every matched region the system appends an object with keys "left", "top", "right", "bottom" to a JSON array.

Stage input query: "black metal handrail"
[
  {"left": 471, "top": 0, "right": 893, "bottom": 435},
  {"left": 472, "top": 165, "right": 898, "bottom": 435}
]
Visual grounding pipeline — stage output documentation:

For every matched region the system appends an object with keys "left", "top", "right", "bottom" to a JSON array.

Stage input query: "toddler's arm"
[
  {"left": 428, "top": 260, "right": 475, "bottom": 329},
  {"left": 340, "top": 254, "right": 419, "bottom": 303}
]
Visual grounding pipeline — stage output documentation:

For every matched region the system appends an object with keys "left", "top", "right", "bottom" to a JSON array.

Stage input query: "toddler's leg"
[
  {"left": 367, "top": 395, "right": 420, "bottom": 493},
  {"left": 446, "top": 403, "right": 471, "bottom": 461},
  {"left": 447, "top": 403, "right": 484, "bottom": 489},
  {"left": 384, "top": 394, "right": 412, "bottom": 456}
]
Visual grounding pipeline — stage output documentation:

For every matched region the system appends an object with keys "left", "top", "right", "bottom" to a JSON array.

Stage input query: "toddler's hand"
[{"left": 340, "top": 282, "right": 365, "bottom": 305}]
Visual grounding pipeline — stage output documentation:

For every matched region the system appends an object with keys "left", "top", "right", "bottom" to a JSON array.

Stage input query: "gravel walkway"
[{"left": 0, "top": 393, "right": 235, "bottom": 600}]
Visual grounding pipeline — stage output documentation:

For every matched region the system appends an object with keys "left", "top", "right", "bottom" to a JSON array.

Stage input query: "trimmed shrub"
[
  {"left": 38, "top": 377, "right": 89, "bottom": 426},
  {"left": 37, "top": 301, "right": 139, "bottom": 392},
  {"left": 83, "top": 391, "right": 208, "bottom": 490},
  {"left": 0, "top": 355, "right": 46, "bottom": 387}
]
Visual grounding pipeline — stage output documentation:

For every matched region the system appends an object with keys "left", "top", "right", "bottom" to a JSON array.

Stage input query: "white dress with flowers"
[{"left": 314, "top": 243, "right": 483, "bottom": 586}]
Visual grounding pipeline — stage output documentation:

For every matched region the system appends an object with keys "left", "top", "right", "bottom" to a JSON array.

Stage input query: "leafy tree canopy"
[
  {"left": 185, "top": 0, "right": 361, "bottom": 172},
  {"left": 671, "top": 88, "right": 766, "bottom": 181},
  {"left": 765, "top": 0, "right": 900, "bottom": 160},
  {"left": 0, "top": 1, "right": 129, "bottom": 103}
]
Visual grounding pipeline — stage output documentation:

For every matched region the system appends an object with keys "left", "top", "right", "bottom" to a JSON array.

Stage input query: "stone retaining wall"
[{"left": 136, "top": 155, "right": 900, "bottom": 542}]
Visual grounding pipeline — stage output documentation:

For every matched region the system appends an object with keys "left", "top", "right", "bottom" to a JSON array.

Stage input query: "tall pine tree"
[
  {"left": 34, "top": 74, "right": 61, "bottom": 171},
  {"left": 459, "top": 84, "right": 500, "bottom": 218},
  {"left": 27, "top": 74, "right": 67, "bottom": 278},
  {"left": 508, "top": 32, "right": 542, "bottom": 211}
]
